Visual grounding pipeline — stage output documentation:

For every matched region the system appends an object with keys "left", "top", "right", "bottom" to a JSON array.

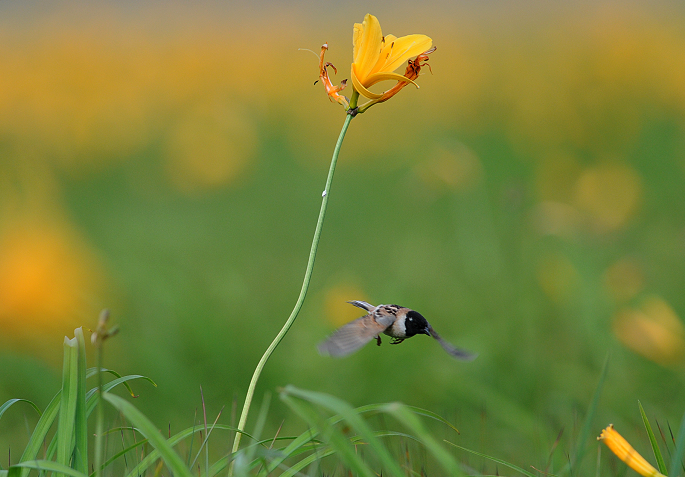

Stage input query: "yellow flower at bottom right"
[{"left": 598, "top": 425, "right": 665, "bottom": 477}]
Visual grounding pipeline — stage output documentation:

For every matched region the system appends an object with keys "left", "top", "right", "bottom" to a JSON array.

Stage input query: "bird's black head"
[{"left": 404, "top": 310, "right": 431, "bottom": 337}]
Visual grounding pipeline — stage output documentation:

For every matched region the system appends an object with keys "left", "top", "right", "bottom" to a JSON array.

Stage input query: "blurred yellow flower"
[
  {"left": 536, "top": 252, "right": 579, "bottom": 303},
  {"left": 573, "top": 161, "right": 643, "bottom": 233},
  {"left": 598, "top": 425, "right": 665, "bottom": 477},
  {"left": 324, "top": 283, "right": 369, "bottom": 327},
  {"left": 0, "top": 215, "right": 106, "bottom": 351},
  {"left": 164, "top": 101, "right": 256, "bottom": 193},
  {"left": 613, "top": 296, "right": 685, "bottom": 365},
  {"left": 351, "top": 14, "right": 432, "bottom": 102},
  {"left": 603, "top": 258, "right": 644, "bottom": 303}
]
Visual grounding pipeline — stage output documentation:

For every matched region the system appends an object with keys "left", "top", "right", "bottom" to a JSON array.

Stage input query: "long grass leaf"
[
  {"left": 0, "top": 399, "right": 42, "bottom": 420},
  {"left": 382, "top": 403, "right": 463, "bottom": 475},
  {"left": 668, "top": 412, "right": 685, "bottom": 477},
  {"left": 95, "top": 437, "right": 149, "bottom": 475},
  {"left": 122, "top": 424, "right": 247, "bottom": 477},
  {"left": 444, "top": 440, "right": 537, "bottom": 477},
  {"left": 264, "top": 401, "right": 459, "bottom": 475},
  {"left": 280, "top": 393, "right": 377, "bottom": 477},
  {"left": 103, "top": 393, "right": 194, "bottom": 477},
  {"left": 17, "top": 392, "right": 61, "bottom": 477},
  {"left": 85, "top": 375, "right": 157, "bottom": 417},
  {"left": 282, "top": 386, "right": 408, "bottom": 477},
  {"left": 572, "top": 353, "right": 609, "bottom": 474},
  {"left": 403, "top": 405, "right": 461, "bottom": 433},
  {"left": 57, "top": 337, "right": 79, "bottom": 472},
  {"left": 73, "top": 328, "right": 88, "bottom": 474},
  {"left": 86, "top": 368, "right": 155, "bottom": 397},
  {"left": 278, "top": 449, "right": 336, "bottom": 477},
  {"left": 9, "top": 460, "right": 88, "bottom": 477},
  {"left": 208, "top": 437, "right": 296, "bottom": 477},
  {"left": 638, "top": 401, "right": 667, "bottom": 475},
  {"left": 189, "top": 406, "right": 224, "bottom": 472}
]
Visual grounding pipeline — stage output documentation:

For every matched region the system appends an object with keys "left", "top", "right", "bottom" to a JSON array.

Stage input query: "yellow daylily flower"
[
  {"left": 351, "top": 14, "right": 432, "bottom": 101},
  {"left": 598, "top": 425, "right": 665, "bottom": 477}
]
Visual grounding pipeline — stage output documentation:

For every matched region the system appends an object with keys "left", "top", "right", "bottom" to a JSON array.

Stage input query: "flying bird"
[{"left": 318, "top": 300, "right": 477, "bottom": 361}]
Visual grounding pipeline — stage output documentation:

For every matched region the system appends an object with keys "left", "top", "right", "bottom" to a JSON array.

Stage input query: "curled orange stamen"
[{"left": 318, "top": 43, "right": 349, "bottom": 108}]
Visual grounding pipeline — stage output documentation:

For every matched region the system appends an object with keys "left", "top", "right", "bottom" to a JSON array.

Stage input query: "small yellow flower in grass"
[{"left": 598, "top": 425, "right": 665, "bottom": 477}]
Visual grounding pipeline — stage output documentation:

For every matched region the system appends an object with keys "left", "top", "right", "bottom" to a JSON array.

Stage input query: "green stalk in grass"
[
  {"left": 231, "top": 15, "right": 437, "bottom": 464},
  {"left": 230, "top": 91, "right": 358, "bottom": 461},
  {"left": 92, "top": 310, "right": 119, "bottom": 477}
]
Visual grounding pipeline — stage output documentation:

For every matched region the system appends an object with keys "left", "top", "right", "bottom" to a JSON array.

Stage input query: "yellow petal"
[
  {"left": 364, "top": 71, "right": 418, "bottom": 88},
  {"left": 371, "top": 34, "right": 432, "bottom": 75},
  {"left": 351, "top": 67, "right": 383, "bottom": 99},
  {"left": 352, "top": 14, "right": 383, "bottom": 83},
  {"left": 352, "top": 23, "right": 363, "bottom": 62}
]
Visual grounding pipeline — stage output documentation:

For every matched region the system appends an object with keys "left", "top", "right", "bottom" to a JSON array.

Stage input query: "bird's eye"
[{"left": 408, "top": 317, "right": 413, "bottom": 321}]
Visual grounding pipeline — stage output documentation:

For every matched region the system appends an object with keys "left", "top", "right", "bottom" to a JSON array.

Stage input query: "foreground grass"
[{"left": 0, "top": 327, "right": 683, "bottom": 476}]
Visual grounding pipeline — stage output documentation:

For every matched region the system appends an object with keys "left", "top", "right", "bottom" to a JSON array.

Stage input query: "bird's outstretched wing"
[
  {"left": 318, "top": 314, "right": 390, "bottom": 357},
  {"left": 428, "top": 325, "right": 477, "bottom": 361}
]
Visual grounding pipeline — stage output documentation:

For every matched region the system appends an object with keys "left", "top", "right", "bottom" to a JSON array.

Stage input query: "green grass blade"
[
  {"left": 92, "top": 437, "right": 148, "bottom": 476},
  {"left": 241, "top": 394, "right": 270, "bottom": 468},
  {"left": 122, "top": 424, "right": 246, "bottom": 477},
  {"left": 264, "top": 402, "right": 458, "bottom": 475},
  {"left": 572, "top": 353, "right": 609, "bottom": 474},
  {"left": 73, "top": 328, "right": 88, "bottom": 474},
  {"left": 281, "top": 386, "right": 405, "bottom": 477},
  {"left": 278, "top": 448, "right": 336, "bottom": 477},
  {"left": 86, "top": 368, "right": 155, "bottom": 397},
  {"left": 262, "top": 427, "right": 321, "bottom": 474},
  {"left": 103, "top": 393, "right": 194, "bottom": 477},
  {"left": 188, "top": 404, "right": 225, "bottom": 473},
  {"left": 85, "top": 375, "right": 157, "bottom": 417},
  {"left": 639, "top": 401, "right": 667, "bottom": 475},
  {"left": 208, "top": 437, "right": 296, "bottom": 477},
  {"left": 0, "top": 399, "right": 42, "bottom": 420},
  {"left": 444, "top": 440, "right": 538, "bottom": 477},
  {"left": 10, "top": 460, "right": 88, "bottom": 477},
  {"left": 17, "top": 392, "right": 61, "bottom": 477},
  {"left": 280, "top": 393, "right": 377, "bottom": 477},
  {"left": 403, "top": 405, "right": 461, "bottom": 434},
  {"left": 668, "top": 411, "right": 685, "bottom": 477},
  {"left": 57, "top": 336, "right": 80, "bottom": 472},
  {"left": 381, "top": 402, "right": 463, "bottom": 476}
]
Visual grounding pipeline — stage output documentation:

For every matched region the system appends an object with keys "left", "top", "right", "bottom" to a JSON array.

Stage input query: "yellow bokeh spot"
[
  {"left": 535, "top": 151, "right": 582, "bottom": 203},
  {"left": 416, "top": 143, "right": 483, "bottom": 194},
  {"left": 530, "top": 201, "right": 584, "bottom": 238},
  {"left": 164, "top": 103, "right": 256, "bottom": 193},
  {"left": 573, "top": 161, "right": 643, "bottom": 232},
  {"left": 536, "top": 253, "right": 580, "bottom": 303},
  {"left": 613, "top": 296, "right": 685, "bottom": 365},
  {"left": 324, "top": 284, "right": 369, "bottom": 327},
  {"left": 603, "top": 258, "right": 644, "bottom": 303},
  {"left": 0, "top": 217, "right": 106, "bottom": 347}
]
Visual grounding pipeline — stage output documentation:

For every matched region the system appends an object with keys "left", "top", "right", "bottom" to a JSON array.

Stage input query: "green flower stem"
[{"left": 230, "top": 92, "right": 359, "bottom": 460}]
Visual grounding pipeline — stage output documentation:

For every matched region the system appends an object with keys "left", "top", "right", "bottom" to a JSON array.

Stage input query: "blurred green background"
[{"left": 1, "top": 0, "right": 684, "bottom": 471}]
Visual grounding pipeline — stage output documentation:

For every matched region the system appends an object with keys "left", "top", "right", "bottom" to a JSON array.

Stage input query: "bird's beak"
[{"left": 423, "top": 327, "right": 432, "bottom": 336}]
